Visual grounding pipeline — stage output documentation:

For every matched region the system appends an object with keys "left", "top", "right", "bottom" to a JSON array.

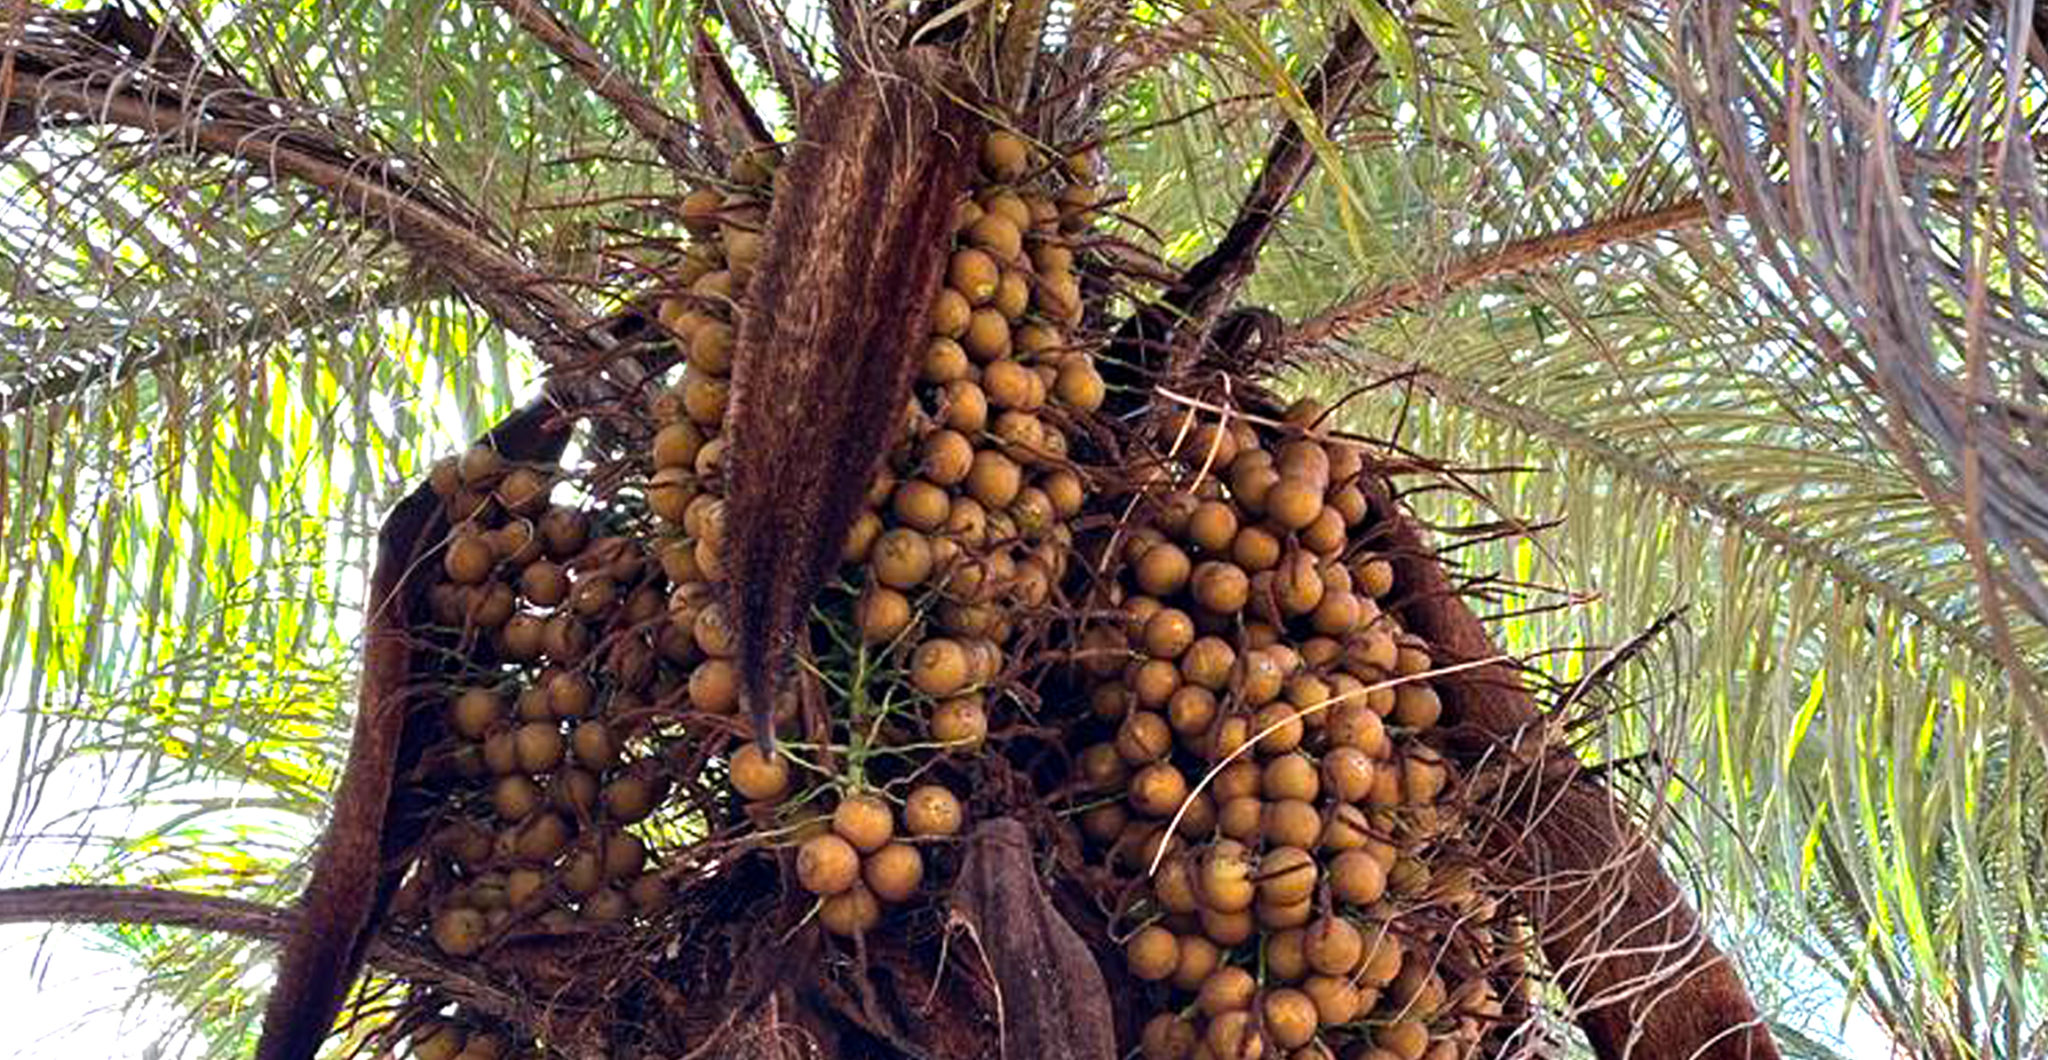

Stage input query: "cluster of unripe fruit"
[
  {"left": 408, "top": 444, "right": 694, "bottom": 961},
  {"left": 1070, "top": 402, "right": 1507, "bottom": 1060}
]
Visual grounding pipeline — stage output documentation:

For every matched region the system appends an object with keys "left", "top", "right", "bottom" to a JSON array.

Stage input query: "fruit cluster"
[
  {"left": 643, "top": 127, "right": 1107, "bottom": 935},
  {"left": 409, "top": 447, "right": 681, "bottom": 958},
  {"left": 1072, "top": 404, "right": 1507, "bottom": 1060}
]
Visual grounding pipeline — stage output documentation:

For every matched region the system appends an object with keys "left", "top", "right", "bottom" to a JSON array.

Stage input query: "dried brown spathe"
[{"left": 724, "top": 52, "right": 980, "bottom": 746}]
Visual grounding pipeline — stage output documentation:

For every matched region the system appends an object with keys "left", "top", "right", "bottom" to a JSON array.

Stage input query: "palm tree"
[{"left": 0, "top": 0, "right": 2040, "bottom": 1058}]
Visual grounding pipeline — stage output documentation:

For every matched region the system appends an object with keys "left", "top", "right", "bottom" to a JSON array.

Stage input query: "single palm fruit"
[
  {"left": 1141, "top": 1014, "right": 1197, "bottom": 1060},
  {"left": 1303, "top": 916, "right": 1363, "bottom": 976},
  {"left": 1261, "top": 988, "right": 1320, "bottom": 1049},
  {"left": 967, "top": 212, "right": 1023, "bottom": 261},
  {"left": 1257, "top": 845, "right": 1318, "bottom": 905},
  {"left": 871, "top": 529, "right": 935, "bottom": 589},
  {"left": 1167, "top": 684, "right": 1218, "bottom": 735},
  {"left": 547, "top": 671, "right": 595, "bottom": 717},
  {"left": 993, "top": 270, "right": 1030, "bottom": 319},
  {"left": 1330, "top": 849, "right": 1388, "bottom": 905},
  {"left": 551, "top": 767, "right": 599, "bottom": 814},
  {"left": 1263, "top": 927, "right": 1309, "bottom": 982},
  {"left": 1375, "top": 1022, "right": 1428, "bottom": 1060},
  {"left": 1321, "top": 746, "right": 1378, "bottom": 803},
  {"left": 921, "top": 429, "right": 975, "bottom": 485},
  {"left": 730, "top": 743, "right": 790, "bottom": 802},
  {"left": 1393, "top": 684, "right": 1443, "bottom": 728},
  {"left": 1199, "top": 840, "right": 1256, "bottom": 912},
  {"left": 963, "top": 307, "right": 1012, "bottom": 360},
  {"left": 570, "top": 720, "right": 619, "bottom": 770},
  {"left": 1115, "top": 710, "right": 1173, "bottom": 764},
  {"left": 854, "top": 586, "right": 913, "bottom": 644},
  {"left": 796, "top": 834, "right": 861, "bottom": 895},
  {"left": 1177, "top": 638, "right": 1232, "bottom": 692},
  {"left": 1124, "top": 924, "right": 1180, "bottom": 981},
  {"left": 911, "top": 638, "right": 973, "bottom": 697},
  {"left": 1136, "top": 541, "right": 1192, "bottom": 596},
  {"left": 1302, "top": 974, "right": 1361, "bottom": 1026},
  {"left": 513, "top": 812, "right": 573, "bottom": 861},
  {"left": 930, "top": 695, "right": 988, "bottom": 749},
  {"left": 1171, "top": 933, "right": 1221, "bottom": 991},
  {"left": 519, "top": 560, "right": 567, "bottom": 606},
  {"left": 449, "top": 687, "right": 504, "bottom": 740},
  {"left": 1352, "top": 555, "right": 1394, "bottom": 596},
  {"left": 1216, "top": 795, "right": 1262, "bottom": 842},
  {"left": 949, "top": 248, "right": 1000, "bottom": 303},
  {"left": 1129, "top": 762, "right": 1189, "bottom": 817},
  {"left": 966, "top": 449, "right": 1022, "bottom": 507},
  {"left": 941, "top": 379, "right": 990, "bottom": 432},
  {"left": 981, "top": 130, "right": 1030, "bottom": 182},
  {"left": 562, "top": 848, "right": 605, "bottom": 896},
  {"left": 862, "top": 842, "right": 924, "bottom": 902},
  {"left": 832, "top": 793, "right": 895, "bottom": 853},
  {"left": 689, "top": 659, "right": 740, "bottom": 714},
  {"left": 431, "top": 906, "right": 488, "bottom": 957},
  {"left": 1053, "top": 360, "right": 1105, "bottom": 411},
  {"left": 602, "top": 773, "right": 657, "bottom": 822},
  {"left": 1403, "top": 747, "right": 1451, "bottom": 803},
  {"left": 514, "top": 723, "right": 564, "bottom": 773},
  {"left": 903, "top": 784, "right": 964, "bottom": 836},
  {"left": 891, "top": 479, "right": 951, "bottom": 532},
  {"left": 491, "top": 775, "right": 542, "bottom": 820},
  {"left": 1142, "top": 608, "right": 1197, "bottom": 659},
  {"left": 923, "top": 336, "right": 971, "bottom": 383},
  {"left": 818, "top": 883, "right": 882, "bottom": 936},
  {"left": 1231, "top": 525, "right": 1283, "bottom": 571},
  {"left": 931, "top": 287, "right": 972, "bottom": 337},
  {"left": 1198, "top": 965, "right": 1258, "bottom": 1017},
  {"left": 1263, "top": 799, "right": 1322, "bottom": 849},
  {"left": 1263, "top": 753, "right": 1320, "bottom": 802},
  {"left": 443, "top": 533, "right": 494, "bottom": 584},
  {"left": 1204, "top": 1010, "right": 1265, "bottom": 1060},
  {"left": 982, "top": 359, "right": 1036, "bottom": 408},
  {"left": 457, "top": 444, "right": 503, "bottom": 486}
]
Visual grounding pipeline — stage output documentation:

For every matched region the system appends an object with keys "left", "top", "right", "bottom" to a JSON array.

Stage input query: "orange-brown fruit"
[
  {"left": 1261, "top": 988, "right": 1320, "bottom": 1049},
  {"left": 818, "top": 883, "right": 882, "bottom": 936},
  {"left": 931, "top": 695, "right": 988, "bottom": 749},
  {"left": 1198, "top": 965, "right": 1258, "bottom": 1016},
  {"left": 911, "top": 638, "right": 973, "bottom": 697},
  {"left": 1125, "top": 924, "right": 1181, "bottom": 981},
  {"left": 862, "top": 842, "right": 924, "bottom": 902},
  {"left": 903, "top": 784, "right": 964, "bottom": 836},
  {"left": 832, "top": 793, "right": 895, "bottom": 853},
  {"left": 1330, "top": 849, "right": 1388, "bottom": 905},
  {"left": 1257, "top": 846, "right": 1318, "bottom": 905},
  {"left": 1303, "top": 916, "right": 1363, "bottom": 976},
  {"left": 797, "top": 834, "right": 861, "bottom": 896},
  {"left": 1141, "top": 1014, "right": 1198, "bottom": 1060},
  {"left": 1129, "top": 762, "right": 1190, "bottom": 817},
  {"left": 1204, "top": 1010, "right": 1266, "bottom": 1060},
  {"left": 431, "top": 907, "right": 488, "bottom": 957},
  {"left": 730, "top": 743, "right": 791, "bottom": 802}
]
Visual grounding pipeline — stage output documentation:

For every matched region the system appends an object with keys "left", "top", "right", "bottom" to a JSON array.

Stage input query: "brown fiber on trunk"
[
  {"left": 1360, "top": 478, "right": 1781, "bottom": 1060},
  {"left": 947, "top": 818, "right": 1118, "bottom": 1060},
  {"left": 256, "top": 401, "right": 572, "bottom": 1060},
  {"left": 724, "top": 53, "right": 980, "bottom": 747}
]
